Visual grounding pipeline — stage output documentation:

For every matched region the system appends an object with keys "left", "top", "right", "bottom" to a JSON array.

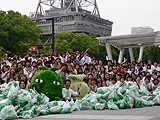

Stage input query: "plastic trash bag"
[
  {"left": 97, "top": 87, "right": 112, "bottom": 95},
  {"left": 21, "top": 110, "right": 33, "bottom": 119},
  {"left": 30, "top": 105, "right": 41, "bottom": 117},
  {"left": 1, "top": 105, "right": 17, "bottom": 119},
  {"left": 134, "top": 97, "right": 143, "bottom": 108},
  {"left": 0, "top": 99, "right": 11, "bottom": 110},
  {"left": 74, "top": 99, "right": 81, "bottom": 111},
  {"left": 47, "top": 101, "right": 59, "bottom": 109},
  {"left": 108, "top": 90, "right": 123, "bottom": 101},
  {"left": 107, "top": 101, "right": 119, "bottom": 110},
  {"left": 124, "top": 95, "right": 134, "bottom": 108},
  {"left": 60, "top": 102, "right": 72, "bottom": 114},
  {"left": 90, "top": 99, "right": 98, "bottom": 109},
  {"left": 139, "top": 85, "right": 151, "bottom": 96},
  {"left": 38, "top": 93, "right": 49, "bottom": 104},
  {"left": 143, "top": 100, "right": 154, "bottom": 107},
  {"left": 80, "top": 100, "right": 91, "bottom": 110},
  {"left": 82, "top": 91, "right": 97, "bottom": 102},
  {"left": 153, "top": 95, "right": 160, "bottom": 104},
  {"left": 95, "top": 103, "right": 105, "bottom": 110},
  {"left": 117, "top": 99, "right": 128, "bottom": 109},
  {"left": 50, "top": 106, "right": 62, "bottom": 113},
  {"left": 39, "top": 105, "right": 50, "bottom": 115}
]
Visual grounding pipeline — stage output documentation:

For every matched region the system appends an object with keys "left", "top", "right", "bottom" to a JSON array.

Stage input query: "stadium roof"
[{"left": 97, "top": 31, "right": 160, "bottom": 50}]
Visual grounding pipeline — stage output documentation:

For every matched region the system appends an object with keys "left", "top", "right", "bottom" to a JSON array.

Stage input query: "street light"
[
  {"left": 51, "top": 17, "right": 55, "bottom": 53},
  {"left": 47, "top": 17, "right": 55, "bottom": 53}
]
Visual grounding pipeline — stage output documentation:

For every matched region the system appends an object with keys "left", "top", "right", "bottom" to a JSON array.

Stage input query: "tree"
[
  {"left": 53, "top": 32, "right": 100, "bottom": 57},
  {"left": 0, "top": 10, "right": 42, "bottom": 55},
  {"left": 0, "top": 46, "right": 10, "bottom": 57}
]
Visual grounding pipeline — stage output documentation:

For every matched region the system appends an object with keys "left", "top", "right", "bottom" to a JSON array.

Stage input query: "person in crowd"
[
  {"left": 110, "top": 77, "right": 117, "bottom": 87},
  {"left": 102, "top": 80, "right": 107, "bottom": 87},
  {"left": 19, "top": 80, "right": 27, "bottom": 90},
  {"left": 89, "top": 78, "right": 97, "bottom": 92},
  {"left": 152, "top": 78, "right": 159, "bottom": 91},
  {"left": 96, "top": 75, "right": 102, "bottom": 87},
  {"left": 62, "top": 79, "right": 81, "bottom": 101},
  {"left": 120, "top": 76, "right": 125, "bottom": 84},
  {"left": 104, "top": 73, "right": 111, "bottom": 87}
]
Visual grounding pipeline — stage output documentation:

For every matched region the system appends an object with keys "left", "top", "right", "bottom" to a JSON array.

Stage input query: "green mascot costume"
[
  {"left": 29, "top": 66, "right": 62, "bottom": 101},
  {"left": 68, "top": 74, "right": 89, "bottom": 100}
]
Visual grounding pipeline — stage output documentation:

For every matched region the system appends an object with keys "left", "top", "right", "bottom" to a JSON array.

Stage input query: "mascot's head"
[{"left": 29, "top": 66, "right": 62, "bottom": 101}]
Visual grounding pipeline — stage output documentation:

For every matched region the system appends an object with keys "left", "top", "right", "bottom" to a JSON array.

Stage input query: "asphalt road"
[{"left": 19, "top": 106, "right": 160, "bottom": 120}]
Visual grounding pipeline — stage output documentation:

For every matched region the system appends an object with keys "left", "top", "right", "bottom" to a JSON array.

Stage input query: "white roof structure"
[
  {"left": 96, "top": 31, "right": 160, "bottom": 63},
  {"left": 97, "top": 31, "right": 160, "bottom": 50}
]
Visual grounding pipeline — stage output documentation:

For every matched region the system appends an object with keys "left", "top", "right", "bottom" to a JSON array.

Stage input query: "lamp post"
[{"left": 51, "top": 17, "right": 55, "bottom": 53}]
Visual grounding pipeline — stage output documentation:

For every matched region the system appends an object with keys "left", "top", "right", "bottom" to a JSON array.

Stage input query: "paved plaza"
[{"left": 20, "top": 106, "right": 160, "bottom": 120}]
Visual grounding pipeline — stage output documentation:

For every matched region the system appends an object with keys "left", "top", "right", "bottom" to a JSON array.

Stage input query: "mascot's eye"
[
  {"left": 53, "top": 81, "right": 60, "bottom": 85},
  {"left": 57, "top": 82, "right": 60, "bottom": 85},
  {"left": 35, "top": 79, "right": 43, "bottom": 83},
  {"left": 53, "top": 81, "right": 56, "bottom": 85}
]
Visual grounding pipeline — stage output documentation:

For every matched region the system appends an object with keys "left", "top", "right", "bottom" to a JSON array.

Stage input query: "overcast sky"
[{"left": 0, "top": 0, "right": 160, "bottom": 35}]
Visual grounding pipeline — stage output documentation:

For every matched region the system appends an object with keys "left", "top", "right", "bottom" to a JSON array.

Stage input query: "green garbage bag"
[
  {"left": 97, "top": 87, "right": 112, "bottom": 94},
  {"left": 90, "top": 99, "right": 98, "bottom": 109},
  {"left": 8, "top": 81, "right": 19, "bottom": 88},
  {"left": 153, "top": 87, "right": 160, "bottom": 95},
  {"left": 117, "top": 99, "right": 128, "bottom": 109},
  {"left": 107, "top": 101, "right": 119, "bottom": 110},
  {"left": 134, "top": 98, "right": 143, "bottom": 108},
  {"left": 124, "top": 95, "right": 134, "bottom": 108},
  {"left": 142, "top": 96, "right": 153, "bottom": 101},
  {"left": 143, "top": 100, "right": 153, "bottom": 107},
  {"left": 0, "top": 99, "right": 11, "bottom": 110},
  {"left": 38, "top": 93, "right": 49, "bottom": 104},
  {"left": 139, "top": 85, "right": 151, "bottom": 96},
  {"left": 95, "top": 103, "right": 105, "bottom": 110},
  {"left": 21, "top": 110, "right": 33, "bottom": 119},
  {"left": 0, "top": 89, "right": 7, "bottom": 101},
  {"left": 108, "top": 90, "right": 123, "bottom": 101},
  {"left": 39, "top": 105, "right": 50, "bottom": 115},
  {"left": 31, "top": 105, "right": 41, "bottom": 117},
  {"left": 60, "top": 102, "right": 72, "bottom": 114},
  {"left": 153, "top": 95, "right": 160, "bottom": 104},
  {"left": 73, "top": 99, "right": 81, "bottom": 111},
  {"left": 47, "top": 101, "right": 59, "bottom": 109},
  {"left": 113, "top": 81, "right": 123, "bottom": 90},
  {"left": 1, "top": 105, "right": 17, "bottom": 119},
  {"left": 80, "top": 100, "right": 91, "bottom": 110},
  {"left": 117, "top": 83, "right": 128, "bottom": 94},
  {"left": 82, "top": 91, "right": 97, "bottom": 102},
  {"left": 125, "top": 89, "right": 136, "bottom": 99},
  {"left": 0, "top": 83, "right": 9, "bottom": 97},
  {"left": 50, "top": 106, "right": 62, "bottom": 113},
  {"left": 17, "top": 90, "right": 32, "bottom": 107},
  {"left": 96, "top": 94, "right": 107, "bottom": 101},
  {"left": 129, "top": 84, "right": 139, "bottom": 92}
]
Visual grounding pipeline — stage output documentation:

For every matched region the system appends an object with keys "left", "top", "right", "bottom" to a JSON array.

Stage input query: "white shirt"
[
  {"left": 81, "top": 55, "right": 91, "bottom": 65},
  {"left": 62, "top": 88, "right": 79, "bottom": 100}
]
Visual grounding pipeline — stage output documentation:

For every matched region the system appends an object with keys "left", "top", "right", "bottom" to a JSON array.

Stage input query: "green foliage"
[
  {"left": 53, "top": 32, "right": 101, "bottom": 58},
  {"left": 0, "top": 10, "right": 42, "bottom": 55},
  {"left": 143, "top": 46, "right": 160, "bottom": 62},
  {"left": 0, "top": 46, "right": 10, "bottom": 57}
]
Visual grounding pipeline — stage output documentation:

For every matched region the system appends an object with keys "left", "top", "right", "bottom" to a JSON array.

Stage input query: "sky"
[{"left": 0, "top": 0, "right": 160, "bottom": 35}]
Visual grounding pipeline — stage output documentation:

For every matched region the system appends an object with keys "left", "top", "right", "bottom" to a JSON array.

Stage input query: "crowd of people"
[{"left": 0, "top": 49, "right": 160, "bottom": 94}]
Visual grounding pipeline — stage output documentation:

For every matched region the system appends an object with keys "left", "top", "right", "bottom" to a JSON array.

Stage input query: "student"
[{"left": 62, "top": 79, "right": 81, "bottom": 101}]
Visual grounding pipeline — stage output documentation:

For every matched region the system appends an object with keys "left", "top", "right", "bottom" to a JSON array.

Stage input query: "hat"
[{"left": 113, "top": 67, "right": 117, "bottom": 70}]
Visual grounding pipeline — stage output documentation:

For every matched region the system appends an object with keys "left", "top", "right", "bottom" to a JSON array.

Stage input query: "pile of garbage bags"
[
  {"left": 0, "top": 81, "right": 80, "bottom": 119},
  {"left": 0, "top": 81, "right": 160, "bottom": 119}
]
